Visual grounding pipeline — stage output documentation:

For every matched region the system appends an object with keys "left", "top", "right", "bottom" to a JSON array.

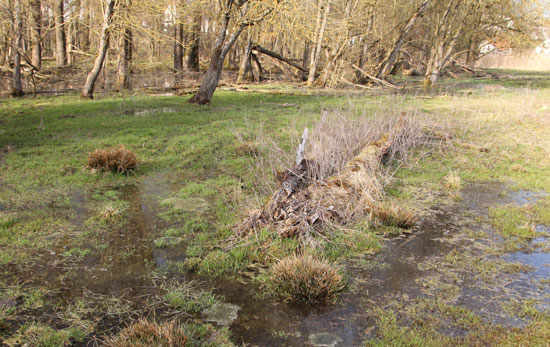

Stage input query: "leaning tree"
[{"left": 189, "top": 0, "right": 281, "bottom": 105}]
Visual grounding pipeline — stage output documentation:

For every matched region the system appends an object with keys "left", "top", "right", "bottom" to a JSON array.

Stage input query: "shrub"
[
  {"left": 373, "top": 203, "right": 417, "bottom": 229},
  {"left": 271, "top": 254, "right": 346, "bottom": 304},
  {"left": 87, "top": 145, "right": 138, "bottom": 174},
  {"left": 105, "top": 318, "right": 187, "bottom": 347}
]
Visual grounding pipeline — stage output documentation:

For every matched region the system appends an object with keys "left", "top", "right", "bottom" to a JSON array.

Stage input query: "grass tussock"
[
  {"left": 373, "top": 203, "right": 417, "bottom": 229},
  {"left": 87, "top": 145, "right": 138, "bottom": 174},
  {"left": 443, "top": 170, "right": 461, "bottom": 196},
  {"left": 271, "top": 254, "right": 346, "bottom": 304},
  {"left": 105, "top": 318, "right": 187, "bottom": 347}
]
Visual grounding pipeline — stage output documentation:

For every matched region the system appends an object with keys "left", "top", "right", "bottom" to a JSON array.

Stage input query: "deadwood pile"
[{"left": 236, "top": 112, "right": 423, "bottom": 242}]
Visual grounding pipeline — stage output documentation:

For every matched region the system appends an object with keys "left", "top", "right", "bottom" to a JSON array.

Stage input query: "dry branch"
[{"left": 352, "top": 64, "right": 398, "bottom": 89}]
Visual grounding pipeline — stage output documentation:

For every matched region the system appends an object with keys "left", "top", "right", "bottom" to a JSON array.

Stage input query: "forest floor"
[{"left": 1, "top": 70, "right": 550, "bottom": 346}]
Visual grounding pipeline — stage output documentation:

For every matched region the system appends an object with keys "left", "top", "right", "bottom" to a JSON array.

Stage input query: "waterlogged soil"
[
  {"left": 221, "top": 182, "right": 550, "bottom": 346},
  {"left": 2, "top": 177, "right": 550, "bottom": 345}
]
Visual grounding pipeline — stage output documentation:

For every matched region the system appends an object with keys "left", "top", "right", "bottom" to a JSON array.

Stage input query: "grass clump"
[
  {"left": 271, "top": 254, "right": 346, "bottom": 304},
  {"left": 105, "top": 318, "right": 187, "bottom": 347},
  {"left": 162, "top": 282, "right": 219, "bottom": 313},
  {"left": 87, "top": 145, "right": 138, "bottom": 174},
  {"left": 443, "top": 170, "right": 461, "bottom": 196},
  {"left": 7, "top": 324, "right": 86, "bottom": 347},
  {"left": 373, "top": 203, "right": 417, "bottom": 229}
]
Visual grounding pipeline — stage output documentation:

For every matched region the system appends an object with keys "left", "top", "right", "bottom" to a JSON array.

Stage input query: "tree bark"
[
  {"left": 81, "top": 0, "right": 117, "bottom": 98},
  {"left": 30, "top": 0, "right": 42, "bottom": 70},
  {"left": 307, "top": 0, "right": 331, "bottom": 86},
  {"left": 376, "top": 0, "right": 429, "bottom": 79},
  {"left": 12, "top": 0, "right": 23, "bottom": 97},
  {"left": 183, "top": 16, "right": 200, "bottom": 71},
  {"left": 55, "top": 0, "right": 68, "bottom": 67}
]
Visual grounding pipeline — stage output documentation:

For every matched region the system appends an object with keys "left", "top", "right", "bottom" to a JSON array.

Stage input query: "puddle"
[
  {"left": 211, "top": 183, "right": 550, "bottom": 346},
  {"left": 309, "top": 332, "right": 343, "bottom": 347},
  {"left": 161, "top": 197, "right": 209, "bottom": 215}
]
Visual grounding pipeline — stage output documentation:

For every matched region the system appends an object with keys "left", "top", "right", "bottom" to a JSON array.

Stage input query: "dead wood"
[
  {"left": 252, "top": 44, "right": 308, "bottom": 73},
  {"left": 352, "top": 64, "right": 398, "bottom": 89},
  {"left": 236, "top": 116, "right": 413, "bottom": 240}
]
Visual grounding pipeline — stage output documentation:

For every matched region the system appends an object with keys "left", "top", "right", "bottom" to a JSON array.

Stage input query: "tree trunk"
[
  {"left": 302, "top": 42, "right": 310, "bottom": 80},
  {"left": 237, "top": 32, "right": 253, "bottom": 83},
  {"left": 117, "top": 28, "right": 132, "bottom": 89},
  {"left": 174, "top": 22, "right": 184, "bottom": 72},
  {"left": 307, "top": 0, "right": 331, "bottom": 86},
  {"left": 55, "top": 0, "right": 67, "bottom": 67},
  {"left": 189, "top": 3, "right": 244, "bottom": 105},
  {"left": 251, "top": 53, "right": 263, "bottom": 81},
  {"left": 30, "top": 0, "right": 42, "bottom": 70},
  {"left": 254, "top": 44, "right": 308, "bottom": 73},
  {"left": 12, "top": 0, "right": 23, "bottom": 97},
  {"left": 377, "top": 0, "right": 429, "bottom": 79},
  {"left": 81, "top": 0, "right": 116, "bottom": 98},
  {"left": 183, "top": 16, "right": 200, "bottom": 71}
]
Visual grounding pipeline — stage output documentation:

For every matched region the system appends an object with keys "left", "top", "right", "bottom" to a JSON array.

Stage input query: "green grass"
[
  {"left": 2, "top": 73, "right": 550, "bottom": 343},
  {"left": 162, "top": 282, "right": 219, "bottom": 313}
]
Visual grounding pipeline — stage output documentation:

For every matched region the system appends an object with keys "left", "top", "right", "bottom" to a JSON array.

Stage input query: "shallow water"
[
  {"left": 216, "top": 182, "right": 550, "bottom": 346},
  {"left": 3, "top": 178, "right": 550, "bottom": 346}
]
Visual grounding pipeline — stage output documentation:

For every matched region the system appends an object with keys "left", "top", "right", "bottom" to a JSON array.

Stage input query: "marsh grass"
[
  {"left": 372, "top": 203, "right": 417, "bottom": 229},
  {"left": 105, "top": 318, "right": 187, "bottom": 347},
  {"left": 87, "top": 145, "right": 138, "bottom": 174},
  {"left": 6, "top": 324, "right": 86, "bottom": 347},
  {"left": 443, "top": 170, "right": 461, "bottom": 196},
  {"left": 271, "top": 254, "right": 346, "bottom": 304},
  {"left": 161, "top": 281, "right": 219, "bottom": 314}
]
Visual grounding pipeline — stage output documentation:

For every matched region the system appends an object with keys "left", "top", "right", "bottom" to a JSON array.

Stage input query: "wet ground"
[{"left": 3, "top": 172, "right": 549, "bottom": 345}]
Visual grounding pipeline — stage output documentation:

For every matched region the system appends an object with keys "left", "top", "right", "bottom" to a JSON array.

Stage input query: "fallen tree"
[{"left": 236, "top": 112, "right": 423, "bottom": 242}]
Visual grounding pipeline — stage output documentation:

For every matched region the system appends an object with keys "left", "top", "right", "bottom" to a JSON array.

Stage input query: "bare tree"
[
  {"left": 81, "top": 0, "right": 118, "bottom": 98},
  {"left": 376, "top": 0, "right": 428, "bottom": 79},
  {"left": 307, "top": 0, "right": 331, "bottom": 86},
  {"left": 30, "top": 0, "right": 42, "bottom": 70},
  {"left": 189, "top": 0, "right": 278, "bottom": 105},
  {"left": 184, "top": 14, "right": 200, "bottom": 71},
  {"left": 11, "top": 0, "right": 23, "bottom": 96},
  {"left": 55, "top": 0, "right": 68, "bottom": 67}
]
